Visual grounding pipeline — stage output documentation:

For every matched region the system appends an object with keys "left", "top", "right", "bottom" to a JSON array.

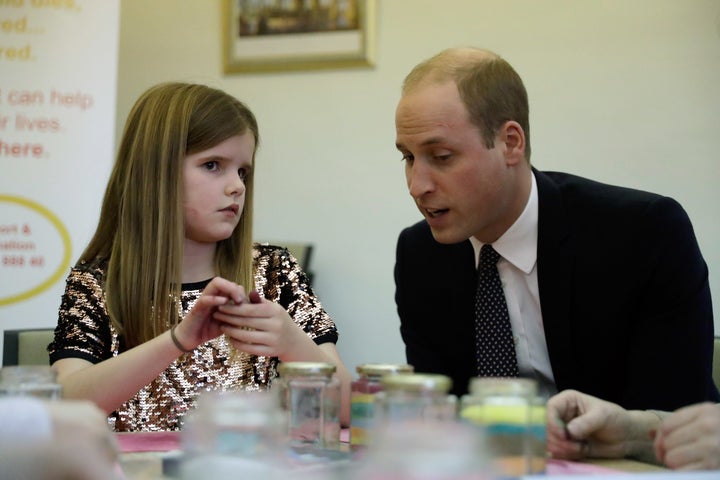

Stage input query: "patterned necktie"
[{"left": 475, "top": 244, "right": 520, "bottom": 377}]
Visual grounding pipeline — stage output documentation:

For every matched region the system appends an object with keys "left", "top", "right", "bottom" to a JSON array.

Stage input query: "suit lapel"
[{"left": 534, "top": 169, "right": 576, "bottom": 389}]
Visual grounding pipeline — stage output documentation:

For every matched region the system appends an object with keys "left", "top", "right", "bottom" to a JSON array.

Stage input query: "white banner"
[{"left": 0, "top": 0, "right": 119, "bottom": 361}]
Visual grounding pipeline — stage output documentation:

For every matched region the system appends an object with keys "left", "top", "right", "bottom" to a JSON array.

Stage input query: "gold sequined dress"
[{"left": 48, "top": 243, "right": 338, "bottom": 432}]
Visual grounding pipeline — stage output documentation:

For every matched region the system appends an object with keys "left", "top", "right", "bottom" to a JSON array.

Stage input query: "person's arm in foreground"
[
  {"left": 654, "top": 402, "right": 720, "bottom": 470},
  {"left": 0, "top": 398, "right": 118, "bottom": 480},
  {"left": 546, "top": 389, "right": 663, "bottom": 465}
]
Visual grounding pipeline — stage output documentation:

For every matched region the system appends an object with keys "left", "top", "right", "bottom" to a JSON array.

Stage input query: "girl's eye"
[
  {"left": 203, "top": 161, "right": 219, "bottom": 171},
  {"left": 238, "top": 168, "right": 248, "bottom": 180},
  {"left": 401, "top": 153, "right": 414, "bottom": 163}
]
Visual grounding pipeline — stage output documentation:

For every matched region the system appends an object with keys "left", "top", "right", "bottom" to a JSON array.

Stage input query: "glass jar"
[
  {"left": 374, "top": 373, "right": 456, "bottom": 424},
  {"left": 351, "top": 420, "right": 495, "bottom": 480},
  {"left": 0, "top": 365, "right": 62, "bottom": 399},
  {"left": 181, "top": 389, "right": 286, "bottom": 479},
  {"left": 459, "top": 377, "right": 538, "bottom": 477},
  {"left": 529, "top": 395, "right": 548, "bottom": 474},
  {"left": 276, "top": 361, "right": 341, "bottom": 453},
  {"left": 350, "top": 363, "right": 414, "bottom": 447}
]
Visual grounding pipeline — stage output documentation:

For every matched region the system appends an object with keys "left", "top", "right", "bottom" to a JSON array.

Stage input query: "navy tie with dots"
[{"left": 475, "top": 244, "right": 520, "bottom": 377}]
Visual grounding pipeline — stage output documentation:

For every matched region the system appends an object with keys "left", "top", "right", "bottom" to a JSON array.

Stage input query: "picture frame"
[{"left": 223, "top": 0, "right": 376, "bottom": 73}]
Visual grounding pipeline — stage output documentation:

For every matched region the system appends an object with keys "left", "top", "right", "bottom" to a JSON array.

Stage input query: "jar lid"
[
  {"left": 277, "top": 361, "right": 336, "bottom": 377},
  {"left": 380, "top": 373, "right": 452, "bottom": 393},
  {"left": 356, "top": 363, "right": 414, "bottom": 376},
  {"left": 468, "top": 377, "right": 537, "bottom": 396}
]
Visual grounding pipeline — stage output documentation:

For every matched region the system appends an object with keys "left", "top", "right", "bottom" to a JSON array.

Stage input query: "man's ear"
[{"left": 499, "top": 121, "right": 526, "bottom": 165}]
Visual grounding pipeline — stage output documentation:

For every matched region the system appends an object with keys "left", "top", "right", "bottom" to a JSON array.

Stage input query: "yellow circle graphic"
[{"left": 0, "top": 195, "right": 72, "bottom": 306}]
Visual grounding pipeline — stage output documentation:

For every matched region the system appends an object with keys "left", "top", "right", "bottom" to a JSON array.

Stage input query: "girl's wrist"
[{"left": 169, "top": 325, "right": 193, "bottom": 353}]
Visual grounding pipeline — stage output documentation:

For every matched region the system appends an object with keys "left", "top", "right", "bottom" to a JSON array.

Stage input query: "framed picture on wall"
[{"left": 223, "top": 0, "right": 376, "bottom": 73}]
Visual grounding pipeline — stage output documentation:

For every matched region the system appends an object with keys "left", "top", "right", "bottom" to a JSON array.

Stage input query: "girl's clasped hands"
[{"left": 177, "top": 276, "right": 319, "bottom": 361}]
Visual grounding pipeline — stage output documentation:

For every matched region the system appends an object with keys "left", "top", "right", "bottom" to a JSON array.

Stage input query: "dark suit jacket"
[{"left": 395, "top": 169, "right": 718, "bottom": 410}]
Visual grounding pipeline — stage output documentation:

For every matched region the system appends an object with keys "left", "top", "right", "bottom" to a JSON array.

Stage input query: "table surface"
[
  {"left": 117, "top": 433, "right": 669, "bottom": 480},
  {"left": 577, "top": 458, "right": 667, "bottom": 472},
  {"left": 120, "top": 454, "right": 669, "bottom": 480}
]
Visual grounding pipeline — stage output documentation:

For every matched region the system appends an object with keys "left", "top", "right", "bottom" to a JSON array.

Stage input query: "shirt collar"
[{"left": 470, "top": 172, "right": 538, "bottom": 274}]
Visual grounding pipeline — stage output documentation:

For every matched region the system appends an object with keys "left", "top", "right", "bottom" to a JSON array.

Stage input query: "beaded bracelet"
[{"left": 170, "top": 324, "right": 192, "bottom": 353}]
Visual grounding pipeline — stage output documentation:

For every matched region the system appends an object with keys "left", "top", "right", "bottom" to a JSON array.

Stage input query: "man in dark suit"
[{"left": 393, "top": 47, "right": 717, "bottom": 411}]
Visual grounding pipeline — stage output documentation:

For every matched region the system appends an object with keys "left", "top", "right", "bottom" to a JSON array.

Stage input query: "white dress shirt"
[{"left": 470, "top": 172, "right": 557, "bottom": 398}]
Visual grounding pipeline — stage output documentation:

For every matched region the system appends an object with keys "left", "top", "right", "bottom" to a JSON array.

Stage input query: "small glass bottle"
[
  {"left": 276, "top": 361, "right": 341, "bottom": 453},
  {"left": 374, "top": 373, "right": 456, "bottom": 424},
  {"left": 350, "top": 363, "right": 414, "bottom": 447}
]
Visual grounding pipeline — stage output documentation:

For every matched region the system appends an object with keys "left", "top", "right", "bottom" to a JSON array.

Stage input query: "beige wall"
[{"left": 118, "top": 0, "right": 720, "bottom": 372}]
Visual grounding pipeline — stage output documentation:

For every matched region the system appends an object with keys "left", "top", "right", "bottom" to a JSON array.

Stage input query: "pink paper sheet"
[
  {"left": 117, "top": 429, "right": 350, "bottom": 453},
  {"left": 547, "top": 458, "right": 621, "bottom": 475},
  {"left": 117, "top": 431, "right": 181, "bottom": 453}
]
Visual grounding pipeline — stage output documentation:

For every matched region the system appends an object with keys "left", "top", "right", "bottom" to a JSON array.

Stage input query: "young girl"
[{"left": 48, "top": 82, "right": 352, "bottom": 431}]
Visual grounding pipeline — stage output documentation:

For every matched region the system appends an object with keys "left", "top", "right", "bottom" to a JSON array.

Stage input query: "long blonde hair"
[{"left": 80, "top": 82, "right": 259, "bottom": 348}]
